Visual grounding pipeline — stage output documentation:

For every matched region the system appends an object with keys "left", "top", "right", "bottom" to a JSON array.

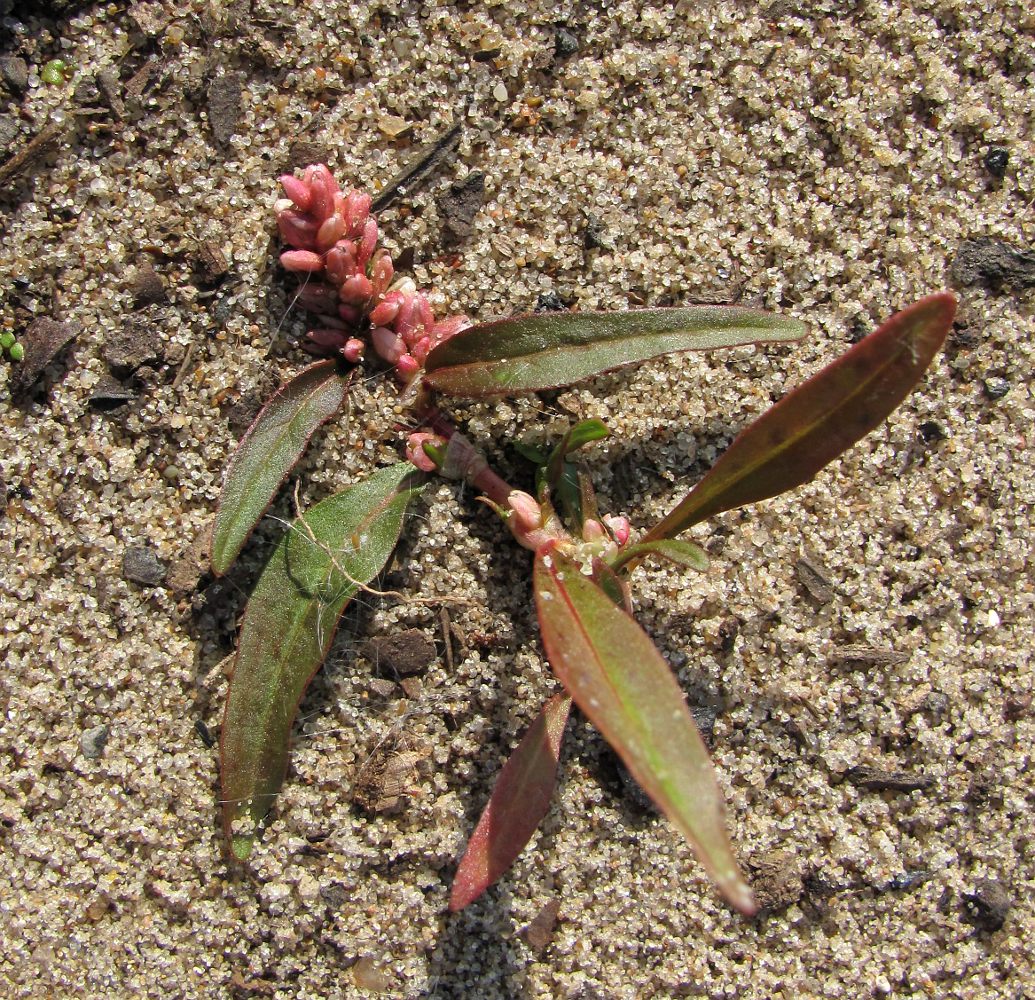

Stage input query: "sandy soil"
[{"left": 1, "top": 2, "right": 1032, "bottom": 997}]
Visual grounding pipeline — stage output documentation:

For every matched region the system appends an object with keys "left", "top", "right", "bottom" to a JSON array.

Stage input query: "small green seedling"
[{"left": 213, "top": 164, "right": 956, "bottom": 914}]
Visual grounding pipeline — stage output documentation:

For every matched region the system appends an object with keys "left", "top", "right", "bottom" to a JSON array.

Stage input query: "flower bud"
[
  {"left": 602, "top": 514, "right": 631, "bottom": 546},
  {"left": 369, "top": 290, "right": 403, "bottom": 327},
  {"left": 581, "top": 518, "right": 607, "bottom": 542},
  {"left": 340, "top": 273, "right": 373, "bottom": 305},
  {"left": 371, "top": 326, "right": 405, "bottom": 364},
  {"left": 295, "top": 284, "right": 341, "bottom": 313},
  {"left": 406, "top": 432, "right": 446, "bottom": 472},
  {"left": 396, "top": 353, "right": 420, "bottom": 381},
  {"left": 280, "top": 249, "right": 324, "bottom": 273},
  {"left": 279, "top": 174, "right": 312, "bottom": 212},
  {"left": 370, "top": 251, "right": 394, "bottom": 298},
  {"left": 324, "top": 242, "right": 357, "bottom": 285},
  {"left": 315, "top": 213, "right": 346, "bottom": 252},
  {"left": 343, "top": 190, "right": 372, "bottom": 237},
  {"left": 357, "top": 216, "right": 378, "bottom": 267},
  {"left": 304, "top": 328, "right": 348, "bottom": 353},
  {"left": 277, "top": 210, "right": 319, "bottom": 249},
  {"left": 304, "top": 164, "right": 339, "bottom": 222},
  {"left": 343, "top": 338, "right": 365, "bottom": 363}
]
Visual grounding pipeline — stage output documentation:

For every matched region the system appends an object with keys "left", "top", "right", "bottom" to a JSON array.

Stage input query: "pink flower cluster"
[{"left": 276, "top": 164, "right": 470, "bottom": 380}]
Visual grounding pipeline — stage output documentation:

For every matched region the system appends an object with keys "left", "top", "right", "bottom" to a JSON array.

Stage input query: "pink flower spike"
[
  {"left": 340, "top": 273, "right": 373, "bottom": 305},
  {"left": 372, "top": 326, "right": 405, "bottom": 364},
  {"left": 603, "top": 514, "right": 631, "bottom": 546},
  {"left": 279, "top": 174, "right": 312, "bottom": 212},
  {"left": 343, "top": 338, "right": 365, "bottom": 363},
  {"left": 344, "top": 190, "right": 372, "bottom": 237},
  {"left": 406, "top": 431, "right": 444, "bottom": 472},
  {"left": 316, "top": 214, "right": 346, "bottom": 252},
  {"left": 280, "top": 249, "right": 325, "bottom": 273},
  {"left": 581, "top": 518, "right": 606, "bottom": 542},
  {"left": 357, "top": 217, "right": 378, "bottom": 266},
  {"left": 277, "top": 210, "right": 319, "bottom": 250},
  {"left": 396, "top": 353, "right": 420, "bottom": 381}
]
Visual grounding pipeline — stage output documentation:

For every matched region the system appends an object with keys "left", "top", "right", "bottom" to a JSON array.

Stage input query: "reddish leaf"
[
  {"left": 643, "top": 292, "right": 956, "bottom": 542},
  {"left": 211, "top": 360, "right": 351, "bottom": 575},
  {"left": 423, "top": 306, "right": 805, "bottom": 397},
  {"left": 449, "top": 693, "right": 571, "bottom": 911},
  {"left": 221, "top": 463, "right": 423, "bottom": 859},
  {"left": 534, "top": 546, "right": 755, "bottom": 914}
]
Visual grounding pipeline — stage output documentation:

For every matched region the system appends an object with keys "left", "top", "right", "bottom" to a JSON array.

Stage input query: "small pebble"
[
  {"left": 982, "top": 147, "right": 1008, "bottom": 179},
  {"left": 492, "top": 82, "right": 509, "bottom": 102},
  {"left": 122, "top": 546, "right": 167, "bottom": 586},
  {"left": 963, "top": 878, "right": 1012, "bottom": 932},
  {"left": 554, "top": 27, "right": 581, "bottom": 57},
  {"left": 130, "top": 263, "right": 167, "bottom": 309},
  {"left": 80, "top": 725, "right": 110, "bottom": 759},
  {"left": 982, "top": 376, "right": 1009, "bottom": 400},
  {"left": 0, "top": 55, "right": 28, "bottom": 94}
]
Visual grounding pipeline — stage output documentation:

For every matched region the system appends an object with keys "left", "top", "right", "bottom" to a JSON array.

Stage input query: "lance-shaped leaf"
[
  {"left": 534, "top": 546, "right": 755, "bottom": 915},
  {"left": 221, "top": 463, "right": 424, "bottom": 860},
  {"left": 423, "top": 306, "right": 805, "bottom": 397},
  {"left": 450, "top": 693, "right": 572, "bottom": 911},
  {"left": 642, "top": 292, "right": 956, "bottom": 542},
  {"left": 211, "top": 360, "right": 351, "bottom": 575},
  {"left": 610, "top": 538, "right": 709, "bottom": 575}
]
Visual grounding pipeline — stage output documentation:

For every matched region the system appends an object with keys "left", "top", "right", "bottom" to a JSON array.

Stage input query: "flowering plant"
[{"left": 213, "top": 164, "right": 955, "bottom": 913}]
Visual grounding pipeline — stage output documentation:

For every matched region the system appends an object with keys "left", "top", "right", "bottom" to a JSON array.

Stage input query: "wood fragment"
[
  {"left": 0, "top": 120, "right": 68, "bottom": 189},
  {"left": 795, "top": 553, "right": 836, "bottom": 604},
  {"left": 830, "top": 644, "right": 910, "bottom": 667},
  {"left": 371, "top": 121, "right": 463, "bottom": 212},
  {"left": 844, "top": 765, "right": 934, "bottom": 792}
]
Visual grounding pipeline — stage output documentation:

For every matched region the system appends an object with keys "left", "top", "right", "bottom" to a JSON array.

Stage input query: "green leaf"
[
  {"left": 610, "top": 538, "right": 709, "bottom": 574},
  {"left": 211, "top": 360, "right": 351, "bottom": 575},
  {"left": 449, "top": 693, "right": 572, "bottom": 911},
  {"left": 643, "top": 292, "right": 956, "bottom": 542},
  {"left": 423, "top": 306, "right": 806, "bottom": 397},
  {"left": 534, "top": 546, "right": 755, "bottom": 914},
  {"left": 220, "top": 463, "right": 424, "bottom": 859},
  {"left": 545, "top": 419, "right": 609, "bottom": 507}
]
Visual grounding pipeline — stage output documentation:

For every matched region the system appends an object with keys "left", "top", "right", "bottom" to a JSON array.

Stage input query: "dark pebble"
[
  {"left": 982, "top": 376, "right": 1009, "bottom": 400},
  {"left": 88, "top": 373, "right": 136, "bottom": 410},
  {"left": 0, "top": 113, "right": 21, "bottom": 151},
  {"left": 554, "top": 27, "right": 581, "bottom": 58},
  {"left": 0, "top": 56, "right": 29, "bottom": 95},
  {"left": 438, "top": 172, "right": 486, "bottom": 245},
  {"left": 952, "top": 238, "right": 1035, "bottom": 290},
  {"left": 207, "top": 72, "right": 243, "bottom": 148},
  {"left": 102, "top": 315, "right": 163, "bottom": 373},
  {"left": 192, "top": 240, "right": 229, "bottom": 285},
  {"left": 365, "top": 629, "right": 437, "bottom": 677},
  {"left": 80, "top": 724, "right": 110, "bottom": 759},
  {"left": 12, "top": 317, "right": 80, "bottom": 397},
  {"left": 282, "top": 140, "right": 333, "bottom": 173},
  {"left": 194, "top": 719, "right": 215, "bottom": 748},
  {"left": 583, "top": 214, "right": 614, "bottom": 251},
  {"left": 520, "top": 898, "right": 561, "bottom": 953},
  {"left": 962, "top": 878, "right": 1012, "bottom": 932},
  {"left": 122, "top": 546, "right": 167, "bottom": 586},
  {"left": 746, "top": 851, "right": 805, "bottom": 912},
  {"left": 982, "top": 147, "right": 1008, "bottom": 179},
  {"left": 917, "top": 420, "right": 947, "bottom": 444},
  {"left": 535, "top": 291, "right": 567, "bottom": 312},
  {"left": 130, "top": 263, "right": 167, "bottom": 309}
]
